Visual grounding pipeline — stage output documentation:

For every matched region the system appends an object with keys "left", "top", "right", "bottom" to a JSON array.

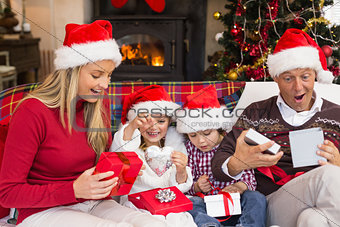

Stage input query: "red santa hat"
[
  {"left": 121, "top": 85, "right": 180, "bottom": 125},
  {"left": 267, "top": 28, "right": 334, "bottom": 84},
  {"left": 176, "top": 85, "right": 232, "bottom": 133},
  {"left": 54, "top": 20, "right": 122, "bottom": 70}
]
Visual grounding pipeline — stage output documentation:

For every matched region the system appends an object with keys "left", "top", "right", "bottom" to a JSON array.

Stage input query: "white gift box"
[
  {"left": 289, "top": 127, "right": 326, "bottom": 168},
  {"left": 244, "top": 128, "right": 281, "bottom": 154},
  {"left": 204, "top": 193, "right": 241, "bottom": 217}
]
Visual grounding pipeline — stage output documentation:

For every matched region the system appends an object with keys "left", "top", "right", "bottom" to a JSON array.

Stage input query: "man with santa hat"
[{"left": 211, "top": 28, "right": 340, "bottom": 227}]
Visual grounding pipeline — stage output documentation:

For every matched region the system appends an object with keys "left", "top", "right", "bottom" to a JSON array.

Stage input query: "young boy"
[{"left": 177, "top": 85, "right": 267, "bottom": 227}]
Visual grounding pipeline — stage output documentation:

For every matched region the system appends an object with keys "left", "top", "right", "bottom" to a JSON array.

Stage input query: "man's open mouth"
[{"left": 295, "top": 94, "right": 305, "bottom": 101}]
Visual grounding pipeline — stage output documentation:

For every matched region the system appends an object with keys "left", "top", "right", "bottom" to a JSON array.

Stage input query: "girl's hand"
[
  {"left": 172, "top": 151, "right": 188, "bottom": 183},
  {"left": 317, "top": 140, "right": 340, "bottom": 166},
  {"left": 73, "top": 167, "right": 118, "bottom": 200},
  {"left": 123, "top": 113, "right": 150, "bottom": 141},
  {"left": 195, "top": 174, "right": 211, "bottom": 193},
  {"left": 222, "top": 181, "right": 248, "bottom": 194},
  {"left": 172, "top": 151, "right": 188, "bottom": 173}
]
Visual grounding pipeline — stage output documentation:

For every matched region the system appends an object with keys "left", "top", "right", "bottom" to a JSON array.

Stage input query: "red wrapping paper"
[
  {"left": 134, "top": 186, "right": 193, "bottom": 216},
  {"left": 94, "top": 152, "right": 143, "bottom": 196}
]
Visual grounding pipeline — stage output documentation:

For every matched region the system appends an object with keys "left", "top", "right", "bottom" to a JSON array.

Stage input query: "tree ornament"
[
  {"left": 213, "top": 11, "right": 222, "bottom": 20},
  {"left": 231, "top": 28, "right": 239, "bottom": 36},
  {"left": 228, "top": 71, "right": 238, "bottom": 80},
  {"left": 215, "top": 32, "right": 223, "bottom": 41},
  {"left": 111, "top": 0, "right": 165, "bottom": 13},
  {"left": 321, "top": 45, "right": 333, "bottom": 57}
]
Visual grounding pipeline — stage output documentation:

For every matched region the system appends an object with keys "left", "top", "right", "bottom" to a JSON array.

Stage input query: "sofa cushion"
[
  {"left": 108, "top": 81, "right": 245, "bottom": 132},
  {"left": 0, "top": 84, "right": 38, "bottom": 121},
  {"left": 0, "top": 81, "right": 245, "bottom": 132}
]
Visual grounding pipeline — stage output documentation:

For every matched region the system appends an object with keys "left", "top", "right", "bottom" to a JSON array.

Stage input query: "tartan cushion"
[
  {"left": 0, "top": 81, "right": 245, "bottom": 132},
  {"left": 108, "top": 81, "right": 245, "bottom": 132},
  {"left": 0, "top": 84, "right": 38, "bottom": 121}
]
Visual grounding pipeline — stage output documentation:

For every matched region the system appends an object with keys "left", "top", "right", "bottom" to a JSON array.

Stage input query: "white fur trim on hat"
[
  {"left": 54, "top": 39, "right": 122, "bottom": 70},
  {"left": 127, "top": 100, "right": 180, "bottom": 122},
  {"left": 176, "top": 107, "right": 233, "bottom": 133},
  {"left": 267, "top": 46, "right": 333, "bottom": 83}
]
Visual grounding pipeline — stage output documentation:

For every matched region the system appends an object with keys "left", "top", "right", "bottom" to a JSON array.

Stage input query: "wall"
[
  {"left": 10, "top": 0, "right": 224, "bottom": 77},
  {"left": 204, "top": 0, "right": 228, "bottom": 70},
  {"left": 11, "top": 0, "right": 92, "bottom": 50}
]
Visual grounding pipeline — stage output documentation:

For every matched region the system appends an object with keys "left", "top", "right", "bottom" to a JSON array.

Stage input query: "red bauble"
[
  {"left": 321, "top": 45, "right": 333, "bottom": 57},
  {"left": 231, "top": 28, "right": 239, "bottom": 36},
  {"left": 294, "top": 18, "right": 303, "bottom": 26}
]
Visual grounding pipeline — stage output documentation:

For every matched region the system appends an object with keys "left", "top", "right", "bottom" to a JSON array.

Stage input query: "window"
[{"left": 324, "top": 0, "right": 340, "bottom": 25}]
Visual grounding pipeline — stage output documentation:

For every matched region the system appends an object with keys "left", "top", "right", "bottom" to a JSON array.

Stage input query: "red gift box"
[
  {"left": 131, "top": 186, "right": 193, "bottom": 216},
  {"left": 128, "top": 192, "right": 146, "bottom": 209},
  {"left": 94, "top": 152, "right": 143, "bottom": 196}
]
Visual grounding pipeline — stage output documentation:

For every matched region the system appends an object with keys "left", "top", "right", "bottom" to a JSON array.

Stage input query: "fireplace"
[
  {"left": 93, "top": 0, "right": 207, "bottom": 81},
  {"left": 97, "top": 16, "right": 185, "bottom": 81}
]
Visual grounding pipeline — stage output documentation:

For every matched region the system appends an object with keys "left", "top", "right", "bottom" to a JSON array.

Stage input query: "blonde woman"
[{"left": 0, "top": 20, "right": 165, "bottom": 227}]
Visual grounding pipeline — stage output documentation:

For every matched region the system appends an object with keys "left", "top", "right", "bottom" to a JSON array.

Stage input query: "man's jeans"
[{"left": 188, "top": 190, "right": 267, "bottom": 227}]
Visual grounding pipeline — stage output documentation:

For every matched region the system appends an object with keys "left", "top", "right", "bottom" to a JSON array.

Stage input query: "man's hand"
[
  {"left": 317, "top": 140, "right": 340, "bottom": 166},
  {"left": 222, "top": 181, "right": 248, "bottom": 194},
  {"left": 228, "top": 130, "right": 283, "bottom": 176},
  {"left": 194, "top": 175, "right": 211, "bottom": 193}
]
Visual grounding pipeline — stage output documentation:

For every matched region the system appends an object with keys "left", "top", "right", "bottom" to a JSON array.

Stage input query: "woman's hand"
[
  {"left": 73, "top": 167, "right": 118, "bottom": 200},
  {"left": 317, "top": 140, "right": 340, "bottom": 166},
  {"left": 222, "top": 181, "right": 248, "bottom": 194},
  {"left": 172, "top": 151, "right": 188, "bottom": 183},
  {"left": 194, "top": 175, "right": 211, "bottom": 193},
  {"left": 138, "top": 164, "right": 146, "bottom": 176}
]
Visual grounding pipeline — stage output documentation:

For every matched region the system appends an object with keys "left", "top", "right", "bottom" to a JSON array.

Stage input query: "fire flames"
[{"left": 121, "top": 43, "right": 164, "bottom": 67}]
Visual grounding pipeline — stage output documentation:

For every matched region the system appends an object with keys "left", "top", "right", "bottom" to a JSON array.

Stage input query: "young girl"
[
  {"left": 176, "top": 85, "right": 267, "bottom": 227},
  {"left": 0, "top": 20, "right": 165, "bottom": 227},
  {"left": 110, "top": 85, "right": 196, "bottom": 227}
]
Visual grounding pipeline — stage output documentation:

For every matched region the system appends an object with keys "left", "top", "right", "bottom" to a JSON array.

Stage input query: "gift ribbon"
[
  {"left": 195, "top": 180, "right": 234, "bottom": 222},
  {"left": 113, "top": 152, "right": 132, "bottom": 193},
  {"left": 257, "top": 165, "right": 304, "bottom": 186}
]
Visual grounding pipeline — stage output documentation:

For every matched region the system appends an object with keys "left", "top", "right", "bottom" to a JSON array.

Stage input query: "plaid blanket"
[{"left": 0, "top": 81, "right": 245, "bottom": 132}]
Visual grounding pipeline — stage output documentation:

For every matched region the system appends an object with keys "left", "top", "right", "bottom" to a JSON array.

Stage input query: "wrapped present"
[
  {"left": 94, "top": 152, "right": 143, "bottom": 196},
  {"left": 130, "top": 186, "right": 193, "bottom": 216},
  {"left": 128, "top": 192, "right": 146, "bottom": 209},
  {"left": 204, "top": 192, "right": 241, "bottom": 217}
]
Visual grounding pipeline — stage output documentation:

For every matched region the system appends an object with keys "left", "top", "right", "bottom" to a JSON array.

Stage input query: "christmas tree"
[{"left": 211, "top": 0, "right": 340, "bottom": 83}]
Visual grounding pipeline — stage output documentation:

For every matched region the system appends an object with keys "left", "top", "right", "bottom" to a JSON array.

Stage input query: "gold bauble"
[
  {"left": 228, "top": 71, "right": 238, "bottom": 81},
  {"left": 213, "top": 11, "right": 222, "bottom": 20}
]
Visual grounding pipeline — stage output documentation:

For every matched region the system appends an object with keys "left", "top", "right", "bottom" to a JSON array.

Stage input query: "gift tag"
[{"left": 145, "top": 145, "right": 173, "bottom": 177}]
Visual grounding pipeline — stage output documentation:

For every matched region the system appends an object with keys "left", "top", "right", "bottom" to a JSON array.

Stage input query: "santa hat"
[
  {"left": 176, "top": 85, "right": 232, "bottom": 133},
  {"left": 54, "top": 20, "right": 122, "bottom": 70},
  {"left": 121, "top": 85, "right": 180, "bottom": 125},
  {"left": 267, "top": 28, "right": 334, "bottom": 84}
]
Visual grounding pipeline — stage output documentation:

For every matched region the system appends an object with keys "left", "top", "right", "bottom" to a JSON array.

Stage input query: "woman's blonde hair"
[{"left": 19, "top": 67, "right": 109, "bottom": 159}]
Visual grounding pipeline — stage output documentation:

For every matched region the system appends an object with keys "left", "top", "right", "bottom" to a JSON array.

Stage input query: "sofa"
[{"left": 0, "top": 80, "right": 339, "bottom": 225}]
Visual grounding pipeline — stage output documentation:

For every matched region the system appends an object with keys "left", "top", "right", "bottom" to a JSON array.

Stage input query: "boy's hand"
[
  {"left": 172, "top": 151, "right": 188, "bottom": 183},
  {"left": 222, "top": 181, "right": 248, "bottom": 194},
  {"left": 195, "top": 175, "right": 211, "bottom": 193}
]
